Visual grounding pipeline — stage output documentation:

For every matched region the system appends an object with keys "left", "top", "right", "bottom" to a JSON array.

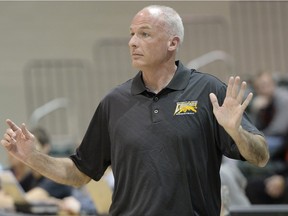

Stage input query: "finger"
[
  {"left": 1, "top": 139, "right": 10, "bottom": 147},
  {"left": 6, "top": 119, "right": 21, "bottom": 132},
  {"left": 1, "top": 137, "right": 14, "bottom": 147},
  {"left": 6, "top": 128, "right": 16, "bottom": 138},
  {"left": 226, "top": 76, "right": 234, "bottom": 97},
  {"left": 21, "top": 123, "right": 33, "bottom": 140},
  {"left": 5, "top": 132, "right": 17, "bottom": 144},
  {"left": 236, "top": 81, "right": 248, "bottom": 103},
  {"left": 209, "top": 93, "right": 220, "bottom": 110},
  {"left": 231, "top": 76, "right": 241, "bottom": 98},
  {"left": 241, "top": 92, "right": 253, "bottom": 110},
  {"left": 4, "top": 133, "right": 13, "bottom": 142},
  {"left": 1, "top": 139, "right": 14, "bottom": 151}
]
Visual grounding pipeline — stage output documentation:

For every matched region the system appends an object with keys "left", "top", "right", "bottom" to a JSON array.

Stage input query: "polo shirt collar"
[{"left": 131, "top": 60, "right": 191, "bottom": 95}]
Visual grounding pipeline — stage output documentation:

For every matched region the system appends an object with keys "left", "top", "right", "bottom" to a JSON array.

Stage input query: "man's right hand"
[{"left": 1, "top": 119, "right": 37, "bottom": 162}]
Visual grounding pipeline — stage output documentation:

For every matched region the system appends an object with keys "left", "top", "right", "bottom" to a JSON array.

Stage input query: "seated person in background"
[
  {"left": 250, "top": 71, "right": 288, "bottom": 140},
  {"left": 246, "top": 170, "right": 288, "bottom": 204},
  {"left": 240, "top": 70, "right": 288, "bottom": 204},
  {"left": 0, "top": 126, "right": 98, "bottom": 215},
  {"left": 239, "top": 71, "right": 288, "bottom": 177},
  {"left": 16, "top": 127, "right": 73, "bottom": 201}
]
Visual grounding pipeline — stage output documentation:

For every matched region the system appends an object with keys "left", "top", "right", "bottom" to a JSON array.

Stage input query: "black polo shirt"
[{"left": 71, "top": 61, "right": 262, "bottom": 216}]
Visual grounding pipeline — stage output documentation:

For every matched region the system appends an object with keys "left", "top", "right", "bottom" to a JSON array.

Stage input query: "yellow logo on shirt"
[{"left": 174, "top": 101, "right": 198, "bottom": 115}]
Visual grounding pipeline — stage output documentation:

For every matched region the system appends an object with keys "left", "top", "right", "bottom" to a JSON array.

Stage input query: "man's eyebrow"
[{"left": 130, "top": 25, "right": 152, "bottom": 31}]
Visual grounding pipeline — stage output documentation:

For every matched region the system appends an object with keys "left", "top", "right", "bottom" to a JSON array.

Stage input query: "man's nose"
[{"left": 128, "top": 35, "right": 138, "bottom": 47}]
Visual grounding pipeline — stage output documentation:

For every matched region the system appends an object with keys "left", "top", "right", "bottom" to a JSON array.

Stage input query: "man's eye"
[
  {"left": 130, "top": 32, "right": 135, "bottom": 37},
  {"left": 142, "top": 32, "right": 149, "bottom": 37}
]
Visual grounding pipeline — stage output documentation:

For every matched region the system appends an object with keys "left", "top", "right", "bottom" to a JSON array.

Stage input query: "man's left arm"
[
  {"left": 210, "top": 76, "right": 269, "bottom": 167},
  {"left": 227, "top": 125, "right": 269, "bottom": 167}
]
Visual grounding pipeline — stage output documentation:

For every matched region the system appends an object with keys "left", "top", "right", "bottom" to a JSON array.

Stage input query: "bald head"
[{"left": 138, "top": 5, "right": 184, "bottom": 45}]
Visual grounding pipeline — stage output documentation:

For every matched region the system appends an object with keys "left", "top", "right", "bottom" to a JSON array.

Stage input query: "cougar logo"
[{"left": 174, "top": 101, "right": 198, "bottom": 115}]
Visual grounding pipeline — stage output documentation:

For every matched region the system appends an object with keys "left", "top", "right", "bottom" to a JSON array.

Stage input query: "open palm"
[{"left": 210, "top": 76, "right": 253, "bottom": 134}]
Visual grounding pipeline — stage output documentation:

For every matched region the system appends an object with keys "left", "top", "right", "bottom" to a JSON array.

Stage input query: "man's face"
[{"left": 128, "top": 9, "right": 172, "bottom": 70}]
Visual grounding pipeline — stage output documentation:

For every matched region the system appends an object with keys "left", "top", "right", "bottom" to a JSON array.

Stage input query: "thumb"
[
  {"left": 209, "top": 93, "right": 219, "bottom": 110},
  {"left": 21, "top": 123, "right": 33, "bottom": 140}
]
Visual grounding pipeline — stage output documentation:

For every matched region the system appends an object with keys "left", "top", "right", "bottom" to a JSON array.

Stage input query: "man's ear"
[{"left": 168, "top": 36, "right": 180, "bottom": 51}]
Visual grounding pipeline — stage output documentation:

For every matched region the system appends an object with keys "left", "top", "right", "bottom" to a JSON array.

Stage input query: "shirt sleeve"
[{"left": 70, "top": 100, "right": 111, "bottom": 181}]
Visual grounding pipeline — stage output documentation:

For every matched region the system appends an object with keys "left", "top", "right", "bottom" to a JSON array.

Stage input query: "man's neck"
[{"left": 142, "top": 63, "right": 177, "bottom": 94}]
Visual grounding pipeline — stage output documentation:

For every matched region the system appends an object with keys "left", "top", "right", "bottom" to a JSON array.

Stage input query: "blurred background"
[{"left": 0, "top": 1, "right": 287, "bottom": 166}]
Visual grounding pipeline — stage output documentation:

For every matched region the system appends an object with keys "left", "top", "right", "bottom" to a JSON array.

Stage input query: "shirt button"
[
  {"left": 154, "top": 97, "right": 159, "bottom": 102},
  {"left": 154, "top": 109, "right": 159, "bottom": 114}
]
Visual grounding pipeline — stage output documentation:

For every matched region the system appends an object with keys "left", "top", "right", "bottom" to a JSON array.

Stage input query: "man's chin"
[{"left": 131, "top": 61, "right": 143, "bottom": 70}]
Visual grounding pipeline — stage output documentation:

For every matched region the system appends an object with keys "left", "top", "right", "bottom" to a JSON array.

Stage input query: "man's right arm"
[
  {"left": 26, "top": 152, "right": 91, "bottom": 187},
  {"left": 1, "top": 119, "right": 91, "bottom": 187}
]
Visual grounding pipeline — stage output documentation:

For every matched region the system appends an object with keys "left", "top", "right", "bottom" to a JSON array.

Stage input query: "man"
[{"left": 1, "top": 5, "right": 269, "bottom": 215}]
